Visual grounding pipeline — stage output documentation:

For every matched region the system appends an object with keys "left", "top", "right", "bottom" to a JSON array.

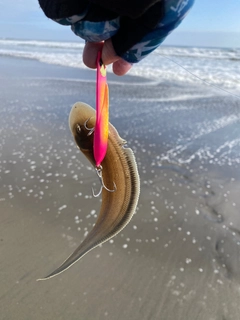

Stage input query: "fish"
[{"left": 39, "top": 102, "right": 140, "bottom": 280}]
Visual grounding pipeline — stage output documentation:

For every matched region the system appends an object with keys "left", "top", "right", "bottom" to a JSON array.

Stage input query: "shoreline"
[
  {"left": 1, "top": 56, "right": 240, "bottom": 320},
  {"left": 0, "top": 55, "right": 152, "bottom": 84}
]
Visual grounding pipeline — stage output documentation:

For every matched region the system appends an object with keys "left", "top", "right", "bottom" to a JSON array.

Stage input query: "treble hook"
[
  {"left": 92, "top": 165, "right": 117, "bottom": 197},
  {"left": 84, "top": 118, "right": 95, "bottom": 136}
]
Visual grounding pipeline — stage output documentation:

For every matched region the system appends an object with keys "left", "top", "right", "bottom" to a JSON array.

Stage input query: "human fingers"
[
  {"left": 83, "top": 39, "right": 119, "bottom": 69},
  {"left": 83, "top": 41, "right": 104, "bottom": 69},
  {"left": 102, "top": 39, "right": 132, "bottom": 76},
  {"left": 83, "top": 39, "right": 132, "bottom": 75},
  {"left": 112, "top": 59, "right": 132, "bottom": 76}
]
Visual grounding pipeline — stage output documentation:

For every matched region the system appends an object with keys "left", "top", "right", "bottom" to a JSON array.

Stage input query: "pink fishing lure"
[{"left": 93, "top": 51, "right": 109, "bottom": 168}]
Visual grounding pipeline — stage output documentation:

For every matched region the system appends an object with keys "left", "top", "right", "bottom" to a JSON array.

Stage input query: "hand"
[
  {"left": 39, "top": 0, "right": 195, "bottom": 75},
  {"left": 83, "top": 39, "right": 132, "bottom": 76}
]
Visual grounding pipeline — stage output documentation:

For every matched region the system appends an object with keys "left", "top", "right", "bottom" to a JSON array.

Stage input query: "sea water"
[
  {"left": 1, "top": 38, "right": 239, "bottom": 169},
  {"left": 0, "top": 38, "right": 239, "bottom": 93}
]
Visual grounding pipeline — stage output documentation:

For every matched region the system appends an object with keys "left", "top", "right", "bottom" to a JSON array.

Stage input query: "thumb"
[
  {"left": 101, "top": 39, "right": 119, "bottom": 65},
  {"left": 102, "top": 39, "right": 132, "bottom": 76}
]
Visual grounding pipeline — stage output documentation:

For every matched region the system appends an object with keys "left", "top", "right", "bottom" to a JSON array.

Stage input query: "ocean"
[
  {"left": 1, "top": 38, "right": 240, "bottom": 319},
  {"left": 0, "top": 38, "right": 240, "bottom": 93}
]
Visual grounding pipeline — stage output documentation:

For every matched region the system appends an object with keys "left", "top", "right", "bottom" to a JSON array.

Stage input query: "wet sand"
[{"left": 1, "top": 56, "right": 240, "bottom": 320}]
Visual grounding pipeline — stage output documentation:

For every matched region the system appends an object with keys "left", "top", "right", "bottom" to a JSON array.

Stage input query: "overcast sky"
[{"left": 0, "top": 0, "right": 239, "bottom": 47}]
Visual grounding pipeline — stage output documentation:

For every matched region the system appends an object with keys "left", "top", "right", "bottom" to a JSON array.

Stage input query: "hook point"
[{"left": 91, "top": 166, "right": 116, "bottom": 197}]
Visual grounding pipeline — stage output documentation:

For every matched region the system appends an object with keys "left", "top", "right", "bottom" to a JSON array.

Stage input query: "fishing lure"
[
  {"left": 93, "top": 51, "right": 109, "bottom": 168},
  {"left": 39, "top": 102, "right": 140, "bottom": 280},
  {"left": 84, "top": 51, "right": 114, "bottom": 196}
]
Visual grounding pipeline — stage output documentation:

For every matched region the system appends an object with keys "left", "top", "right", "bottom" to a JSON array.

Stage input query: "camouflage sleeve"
[{"left": 38, "top": 0, "right": 195, "bottom": 63}]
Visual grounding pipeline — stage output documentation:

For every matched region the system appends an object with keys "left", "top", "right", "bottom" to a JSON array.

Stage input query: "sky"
[{"left": 0, "top": 0, "right": 239, "bottom": 47}]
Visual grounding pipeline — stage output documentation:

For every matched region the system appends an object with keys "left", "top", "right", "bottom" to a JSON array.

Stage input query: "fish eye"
[{"left": 76, "top": 124, "right": 81, "bottom": 134}]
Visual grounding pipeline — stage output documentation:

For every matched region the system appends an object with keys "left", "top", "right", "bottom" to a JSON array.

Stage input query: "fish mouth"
[{"left": 74, "top": 127, "right": 94, "bottom": 151}]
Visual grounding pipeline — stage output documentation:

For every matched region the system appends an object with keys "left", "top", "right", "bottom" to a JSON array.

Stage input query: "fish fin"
[{"left": 37, "top": 242, "right": 95, "bottom": 281}]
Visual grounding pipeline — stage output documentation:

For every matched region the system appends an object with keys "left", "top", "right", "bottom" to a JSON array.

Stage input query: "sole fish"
[{"left": 39, "top": 102, "right": 140, "bottom": 280}]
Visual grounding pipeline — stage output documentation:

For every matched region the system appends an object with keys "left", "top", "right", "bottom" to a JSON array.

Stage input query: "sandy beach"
[{"left": 1, "top": 56, "right": 240, "bottom": 320}]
